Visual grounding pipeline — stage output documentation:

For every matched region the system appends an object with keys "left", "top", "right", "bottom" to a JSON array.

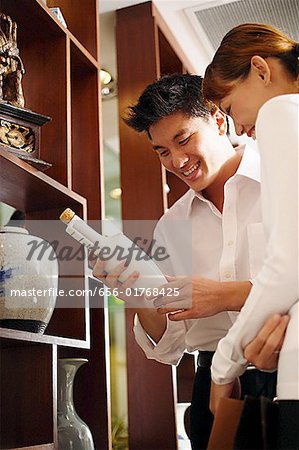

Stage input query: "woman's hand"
[{"left": 244, "top": 314, "right": 289, "bottom": 370}]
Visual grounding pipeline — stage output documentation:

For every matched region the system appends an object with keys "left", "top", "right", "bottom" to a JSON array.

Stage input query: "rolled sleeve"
[{"left": 133, "top": 313, "right": 187, "bottom": 365}]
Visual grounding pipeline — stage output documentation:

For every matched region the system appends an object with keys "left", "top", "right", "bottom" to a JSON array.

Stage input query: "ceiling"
[
  {"left": 100, "top": 0, "right": 298, "bottom": 76},
  {"left": 186, "top": 0, "right": 298, "bottom": 56},
  {"left": 99, "top": 0, "right": 150, "bottom": 14},
  {"left": 100, "top": 1, "right": 214, "bottom": 75}
]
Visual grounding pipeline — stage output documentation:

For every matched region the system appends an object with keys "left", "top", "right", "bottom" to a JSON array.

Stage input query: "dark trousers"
[
  {"left": 190, "top": 364, "right": 277, "bottom": 450},
  {"left": 190, "top": 366, "right": 214, "bottom": 450}
]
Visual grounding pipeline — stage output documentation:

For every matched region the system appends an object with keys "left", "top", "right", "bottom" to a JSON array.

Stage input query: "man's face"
[{"left": 149, "top": 111, "right": 228, "bottom": 192}]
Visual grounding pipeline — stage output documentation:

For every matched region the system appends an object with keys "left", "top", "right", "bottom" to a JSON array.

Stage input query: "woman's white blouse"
[{"left": 211, "top": 94, "right": 299, "bottom": 400}]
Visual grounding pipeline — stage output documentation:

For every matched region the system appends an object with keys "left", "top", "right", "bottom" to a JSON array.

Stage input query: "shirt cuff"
[
  {"left": 211, "top": 344, "right": 248, "bottom": 384},
  {"left": 133, "top": 313, "right": 186, "bottom": 365}
]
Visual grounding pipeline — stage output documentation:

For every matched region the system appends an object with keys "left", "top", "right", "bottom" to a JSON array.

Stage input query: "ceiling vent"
[{"left": 185, "top": 0, "right": 299, "bottom": 58}]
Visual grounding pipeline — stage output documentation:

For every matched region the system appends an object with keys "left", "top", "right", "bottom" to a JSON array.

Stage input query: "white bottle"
[{"left": 60, "top": 209, "right": 167, "bottom": 290}]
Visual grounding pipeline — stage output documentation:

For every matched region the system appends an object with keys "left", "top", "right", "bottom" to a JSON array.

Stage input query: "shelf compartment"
[
  {"left": 1, "top": 0, "right": 68, "bottom": 185},
  {"left": 0, "top": 148, "right": 85, "bottom": 214},
  {"left": 58, "top": 284, "right": 110, "bottom": 449},
  {"left": 0, "top": 273, "right": 96, "bottom": 346},
  {"left": 70, "top": 43, "right": 101, "bottom": 220},
  {"left": 20, "top": 35, "right": 68, "bottom": 186},
  {"left": 0, "top": 0, "right": 66, "bottom": 40},
  {"left": 47, "top": 0, "right": 98, "bottom": 61},
  {"left": 46, "top": 302, "right": 87, "bottom": 342},
  {"left": 21, "top": 218, "right": 88, "bottom": 341},
  {"left": 0, "top": 163, "right": 90, "bottom": 343},
  {"left": 0, "top": 344, "right": 53, "bottom": 448}
]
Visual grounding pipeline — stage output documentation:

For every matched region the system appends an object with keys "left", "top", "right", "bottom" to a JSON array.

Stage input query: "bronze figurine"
[{"left": 0, "top": 13, "right": 25, "bottom": 108}]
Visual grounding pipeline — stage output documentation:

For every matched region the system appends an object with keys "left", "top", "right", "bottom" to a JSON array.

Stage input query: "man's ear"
[
  {"left": 211, "top": 109, "right": 227, "bottom": 136},
  {"left": 251, "top": 55, "right": 271, "bottom": 85}
]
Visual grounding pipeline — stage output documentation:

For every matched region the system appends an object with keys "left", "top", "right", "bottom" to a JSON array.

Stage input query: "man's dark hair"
[{"left": 124, "top": 74, "right": 216, "bottom": 134}]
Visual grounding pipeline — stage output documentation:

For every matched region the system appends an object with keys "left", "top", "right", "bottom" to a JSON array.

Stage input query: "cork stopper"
[{"left": 60, "top": 208, "right": 76, "bottom": 224}]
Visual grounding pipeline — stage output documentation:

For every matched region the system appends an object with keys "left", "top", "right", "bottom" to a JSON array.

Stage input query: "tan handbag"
[
  {"left": 207, "top": 398, "right": 244, "bottom": 450},
  {"left": 208, "top": 396, "right": 279, "bottom": 450}
]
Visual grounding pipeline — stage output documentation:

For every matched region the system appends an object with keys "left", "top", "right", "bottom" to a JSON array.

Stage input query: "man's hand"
[
  {"left": 210, "top": 379, "right": 241, "bottom": 415},
  {"left": 244, "top": 314, "right": 289, "bottom": 370},
  {"left": 146, "top": 276, "right": 251, "bottom": 321},
  {"left": 91, "top": 257, "right": 167, "bottom": 342},
  {"left": 91, "top": 257, "right": 144, "bottom": 306},
  {"left": 153, "top": 276, "right": 223, "bottom": 319}
]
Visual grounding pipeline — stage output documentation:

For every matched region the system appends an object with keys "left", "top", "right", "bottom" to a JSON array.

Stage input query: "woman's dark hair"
[
  {"left": 125, "top": 74, "right": 216, "bottom": 133},
  {"left": 203, "top": 23, "right": 298, "bottom": 103}
]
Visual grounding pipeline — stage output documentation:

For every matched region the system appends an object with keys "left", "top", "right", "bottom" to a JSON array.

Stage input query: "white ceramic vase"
[
  {"left": 0, "top": 226, "right": 58, "bottom": 333},
  {"left": 58, "top": 358, "right": 95, "bottom": 450},
  {"left": 176, "top": 402, "right": 192, "bottom": 450}
]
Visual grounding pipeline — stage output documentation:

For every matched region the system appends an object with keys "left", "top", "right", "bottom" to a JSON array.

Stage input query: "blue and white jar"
[{"left": 0, "top": 226, "right": 58, "bottom": 333}]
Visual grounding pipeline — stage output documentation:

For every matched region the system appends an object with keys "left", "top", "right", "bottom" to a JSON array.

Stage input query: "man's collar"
[
  {"left": 186, "top": 144, "right": 260, "bottom": 217},
  {"left": 235, "top": 144, "right": 260, "bottom": 183},
  {"left": 185, "top": 190, "right": 197, "bottom": 217},
  {"left": 186, "top": 190, "right": 215, "bottom": 217}
]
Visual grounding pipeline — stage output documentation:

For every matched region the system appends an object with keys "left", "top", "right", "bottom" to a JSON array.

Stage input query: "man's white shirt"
[{"left": 134, "top": 145, "right": 264, "bottom": 365}]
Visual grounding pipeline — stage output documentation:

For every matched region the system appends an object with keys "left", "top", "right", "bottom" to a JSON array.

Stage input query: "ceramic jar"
[{"left": 0, "top": 226, "right": 58, "bottom": 333}]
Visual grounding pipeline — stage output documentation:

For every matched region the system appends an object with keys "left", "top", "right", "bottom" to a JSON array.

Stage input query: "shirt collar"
[
  {"left": 186, "top": 144, "right": 260, "bottom": 217},
  {"left": 235, "top": 144, "right": 261, "bottom": 183},
  {"left": 186, "top": 190, "right": 215, "bottom": 217},
  {"left": 185, "top": 190, "right": 198, "bottom": 217}
]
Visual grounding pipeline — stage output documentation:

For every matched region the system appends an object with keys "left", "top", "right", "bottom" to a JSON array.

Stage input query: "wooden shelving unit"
[{"left": 0, "top": 1, "right": 110, "bottom": 449}]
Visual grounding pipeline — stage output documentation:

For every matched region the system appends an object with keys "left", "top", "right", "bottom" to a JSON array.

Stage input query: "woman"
[{"left": 203, "top": 23, "right": 298, "bottom": 448}]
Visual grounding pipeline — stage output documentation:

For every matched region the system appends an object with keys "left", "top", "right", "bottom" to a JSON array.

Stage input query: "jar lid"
[{"left": 0, "top": 226, "right": 29, "bottom": 234}]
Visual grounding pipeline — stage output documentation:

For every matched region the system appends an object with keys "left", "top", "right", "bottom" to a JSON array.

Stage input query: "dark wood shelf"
[
  {"left": 47, "top": 0, "right": 99, "bottom": 61},
  {"left": 0, "top": 148, "right": 86, "bottom": 213},
  {"left": 0, "top": 328, "right": 89, "bottom": 349},
  {"left": 11, "top": 445, "right": 55, "bottom": 450},
  {"left": 1, "top": 0, "right": 66, "bottom": 40},
  {"left": 70, "top": 44, "right": 101, "bottom": 220},
  {"left": 0, "top": 345, "right": 54, "bottom": 448},
  {"left": 0, "top": 0, "right": 98, "bottom": 187},
  {"left": 0, "top": 0, "right": 98, "bottom": 64},
  {"left": 0, "top": 1, "right": 107, "bottom": 448},
  {"left": 69, "top": 34, "right": 99, "bottom": 69},
  {"left": 21, "top": 40, "right": 68, "bottom": 184},
  {"left": 71, "top": 40, "right": 99, "bottom": 71}
]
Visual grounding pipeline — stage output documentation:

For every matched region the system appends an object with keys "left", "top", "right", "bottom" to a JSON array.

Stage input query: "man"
[{"left": 93, "top": 74, "right": 276, "bottom": 450}]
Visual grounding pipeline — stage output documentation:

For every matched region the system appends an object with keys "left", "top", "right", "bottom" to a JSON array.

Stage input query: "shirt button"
[
  {"left": 228, "top": 240, "right": 234, "bottom": 246},
  {"left": 225, "top": 272, "right": 232, "bottom": 279}
]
